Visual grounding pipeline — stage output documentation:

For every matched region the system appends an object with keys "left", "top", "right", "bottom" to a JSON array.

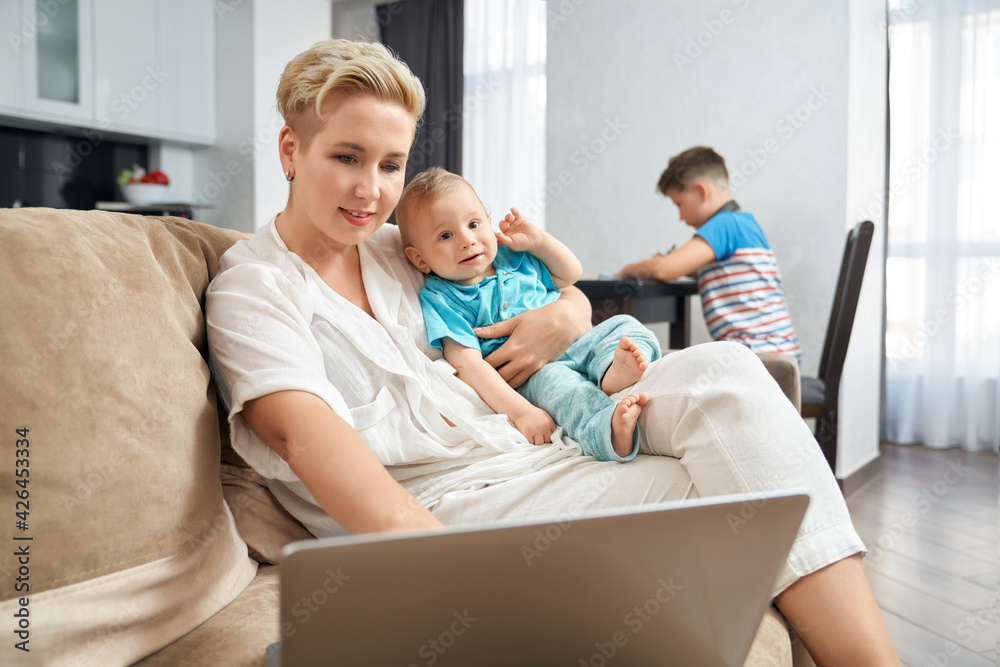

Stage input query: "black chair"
[{"left": 801, "top": 221, "right": 875, "bottom": 471}]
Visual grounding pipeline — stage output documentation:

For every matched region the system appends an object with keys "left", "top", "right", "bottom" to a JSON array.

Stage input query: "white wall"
[
  {"left": 330, "top": 0, "right": 382, "bottom": 41},
  {"left": 190, "top": 0, "right": 256, "bottom": 232},
  {"left": 173, "top": 0, "right": 331, "bottom": 232},
  {"left": 252, "top": 0, "right": 333, "bottom": 230},
  {"left": 547, "top": 0, "right": 887, "bottom": 478},
  {"left": 840, "top": 0, "right": 888, "bottom": 477}
]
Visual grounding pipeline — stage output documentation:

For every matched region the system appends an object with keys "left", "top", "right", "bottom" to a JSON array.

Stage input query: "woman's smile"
[{"left": 341, "top": 207, "right": 376, "bottom": 227}]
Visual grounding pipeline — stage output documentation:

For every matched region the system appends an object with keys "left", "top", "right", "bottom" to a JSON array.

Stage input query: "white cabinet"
[
  {"left": 157, "top": 0, "right": 215, "bottom": 144},
  {"left": 18, "top": 0, "right": 94, "bottom": 124},
  {"left": 93, "top": 0, "right": 160, "bottom": 138},
  {"left": 0, "top": 0, "right": 215, "bottom": 145},
  {"left": 0, "top": 2, "right": 22, "bottom": 113}
]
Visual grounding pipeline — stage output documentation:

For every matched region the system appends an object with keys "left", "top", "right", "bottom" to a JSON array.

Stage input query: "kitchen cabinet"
[
  {"left": 18, "top": 0, "right": 94, "bottom": 125},
  {"left": 93, "top": 0, "right": 160, "bottom": 138},
  {"left": 156, "top": 0, "right": 215, "bottom": 144},
  {"left": 1, "top": 0, "right": 215, "bottom": 145},
  {"left": 0, "top": 2, "right": 22, "bottom": 113}
]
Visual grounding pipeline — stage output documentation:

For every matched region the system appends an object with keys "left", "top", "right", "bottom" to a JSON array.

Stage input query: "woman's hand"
[{"left": 476, "top": 286, "right": 592, "bottom": 388}]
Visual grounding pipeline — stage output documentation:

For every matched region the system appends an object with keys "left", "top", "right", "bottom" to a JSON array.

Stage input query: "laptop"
[{"left": 270, "top": 491, "right": 809, "bottom": 667}]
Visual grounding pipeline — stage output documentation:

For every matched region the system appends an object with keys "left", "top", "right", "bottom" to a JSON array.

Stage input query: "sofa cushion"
[
  {"left": 0, "top": 209, "right": 256, "bottom": 665},
  {"left": 221, "top": 464, "right": 313, "bottom": 564},
  {"left": 745, "top": 607, "right": 792, "bottom": 666},
  {"left": 134, "top": 565, "right": 280, "bottom": 667}
]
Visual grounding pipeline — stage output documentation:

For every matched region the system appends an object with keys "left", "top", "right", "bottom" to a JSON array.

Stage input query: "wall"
[
  {"left": 0, "top": 124, "right": 148, "bottom": 208},
  {"left": 840, "top": 0, "right": 888, "bottom": 477},
  {"left": 188, "top": 0, "right": 255, "bottom": 231},
  {"left": 547, "top": 0, "right": 887, "bottom": 478},
  {"left": 330, "top": 0, "right": 382, "bottom": 40},
  {"left": 251, "top": 0, "right": 333, "bottom": 230},
  {"left": 168, "top": 0, "right": 332, "bottom": 232}
]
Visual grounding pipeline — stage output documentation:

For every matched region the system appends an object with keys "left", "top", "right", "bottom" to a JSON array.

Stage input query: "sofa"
[{"left": 0, "top": 208, "right": 806, "bottom": 666}]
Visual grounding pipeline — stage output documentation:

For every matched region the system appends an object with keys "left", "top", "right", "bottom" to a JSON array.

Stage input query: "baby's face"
[{"left": 404, "top": 183, "right": 497, "bottom": 286}]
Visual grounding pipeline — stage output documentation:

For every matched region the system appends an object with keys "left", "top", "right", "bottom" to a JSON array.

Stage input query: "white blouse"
[{"left": 206, "top": 220, "right": 581, "bottom": 536}]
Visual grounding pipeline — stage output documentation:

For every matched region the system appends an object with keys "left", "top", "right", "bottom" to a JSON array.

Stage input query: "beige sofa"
[{"left": 0, "top": 208, "right": 803, "bottom": 666}]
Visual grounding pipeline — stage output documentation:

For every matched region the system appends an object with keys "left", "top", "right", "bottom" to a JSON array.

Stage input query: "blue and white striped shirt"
[{"left": 695, "top": 210, "right": 801, "bottom": 358}]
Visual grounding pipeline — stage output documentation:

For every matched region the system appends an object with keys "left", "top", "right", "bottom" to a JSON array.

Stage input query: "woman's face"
[{"left": 286, "top": 94, "right": 415, "bottom": 255}]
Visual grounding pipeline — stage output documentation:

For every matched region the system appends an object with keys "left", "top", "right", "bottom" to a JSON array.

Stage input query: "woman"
[{"left": 206, "top": 40, "right": 899, "bottom": 665}]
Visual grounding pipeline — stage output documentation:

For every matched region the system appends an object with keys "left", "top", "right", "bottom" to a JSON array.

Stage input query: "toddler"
[{"left": 397, "top": 167, "right": 662, "bottom": 461}]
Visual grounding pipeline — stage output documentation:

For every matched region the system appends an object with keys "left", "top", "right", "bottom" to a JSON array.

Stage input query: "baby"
[{"left": 396, "top": 167, "right": 662, "bottom": 461}]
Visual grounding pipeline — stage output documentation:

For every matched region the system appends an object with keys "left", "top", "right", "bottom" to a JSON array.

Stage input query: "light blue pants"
[{"left": 517, "top": 315, "right": 661, "bottom": 462}]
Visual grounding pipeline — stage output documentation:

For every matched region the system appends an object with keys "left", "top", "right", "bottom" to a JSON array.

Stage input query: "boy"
[
  {"left": 619, "top": 146, "right": 801, "bottom": 358},
  {"left": 396, "top": 167, "right": 661, "bottom": 461}
]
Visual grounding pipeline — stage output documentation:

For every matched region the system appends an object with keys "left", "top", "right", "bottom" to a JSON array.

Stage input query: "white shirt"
[{"left": 206, "top": 220, "right": 581, "bottom": 536}]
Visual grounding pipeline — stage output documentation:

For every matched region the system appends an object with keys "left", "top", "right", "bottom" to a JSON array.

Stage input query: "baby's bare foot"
[
  {"left": 602, "top": 336, "right": 649, "bottom": 395},
  {"left": 611, "top": 393, "right": 648, "bottom": 457}
]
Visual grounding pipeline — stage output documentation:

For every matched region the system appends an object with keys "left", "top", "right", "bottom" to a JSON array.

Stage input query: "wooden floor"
[{"left": 846, "top": 443, "right": 998, "bottom": 666}]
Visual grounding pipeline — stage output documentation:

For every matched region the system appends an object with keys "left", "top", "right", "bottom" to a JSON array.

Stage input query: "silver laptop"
[{"left": 270, "top": 491, "right": 809, "bottom": 667}]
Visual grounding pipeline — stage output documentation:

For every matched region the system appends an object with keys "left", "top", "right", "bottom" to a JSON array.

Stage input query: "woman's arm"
[
  {"left": 241, "top": 389, "right": 443, "bottom": 533},
  {"left": 475, "top": 285, "right": 592, "bottom": 389},
  {"left": 618, "top": 237, "right": 716, "bottom": 282},
  {"left": 443, "top": 339, "right": 557, "bottom": 444}
]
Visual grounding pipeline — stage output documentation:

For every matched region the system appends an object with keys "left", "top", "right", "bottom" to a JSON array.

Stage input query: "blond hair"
[
  {"left": 396, "top": 167, "right": 483, "bottom": 245},
  {"left": 276, "top": 39, "right": 426, "bottom": 148}
]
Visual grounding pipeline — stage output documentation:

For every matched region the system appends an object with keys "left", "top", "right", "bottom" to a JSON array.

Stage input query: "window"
[
  {"left": 883, "top": 0, "right": 1000, "bottom": 451},
  {"left": 462, "top": 0, "right": 547, "bottom": 227}
]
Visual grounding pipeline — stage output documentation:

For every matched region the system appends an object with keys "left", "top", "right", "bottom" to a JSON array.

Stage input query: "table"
[{"left": 576, "top": 279, "right": 699, "bottom": 350}]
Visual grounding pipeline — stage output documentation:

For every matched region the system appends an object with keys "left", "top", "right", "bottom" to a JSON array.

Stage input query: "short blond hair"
[
  {"left": 396, "top": 167, "right": 482, "bottom": 245},
  {"left": 276, "top": 39, "right": 426, "bottom": 148}
]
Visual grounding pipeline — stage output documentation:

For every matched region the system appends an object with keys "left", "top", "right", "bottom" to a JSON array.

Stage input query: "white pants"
[{"left": 432, "top": 341, "right": 865, "bottom": 596}]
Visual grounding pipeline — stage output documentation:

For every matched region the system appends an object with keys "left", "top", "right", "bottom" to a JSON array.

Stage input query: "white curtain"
[
  {"left": 462, "top": 0, "right": 547, "bottom": 228},
  {"left": 884, "top": 0, "right": 1000, "bottom": 451}
]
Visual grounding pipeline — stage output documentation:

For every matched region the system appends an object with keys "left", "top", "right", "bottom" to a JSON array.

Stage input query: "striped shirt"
[{"left": 695, "top": 209, "right": 801, "bottom": 358}]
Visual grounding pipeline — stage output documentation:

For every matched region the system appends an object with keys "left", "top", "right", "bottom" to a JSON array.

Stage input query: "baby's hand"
[
  {"left": 511, "top": 406, "right": 557, "bottom": 446},
  {"left": 496, "top": 207, "right": 544, "bottom": 252}
]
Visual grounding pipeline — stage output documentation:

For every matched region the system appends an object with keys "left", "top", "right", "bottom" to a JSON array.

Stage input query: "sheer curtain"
[
  {"left": 461, "top": 0, "right": 547, "bottom": 227},
  {"left": 883, "top": 0, "right": 1000, "bottom": 451}
]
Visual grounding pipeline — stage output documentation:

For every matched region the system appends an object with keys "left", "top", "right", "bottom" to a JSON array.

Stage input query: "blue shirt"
[
  {"left": 694, "top": 210, "right": 801, "bottom": 358},
  {"left": 420, "top": 246, "right": 561, "bottom": 356}
]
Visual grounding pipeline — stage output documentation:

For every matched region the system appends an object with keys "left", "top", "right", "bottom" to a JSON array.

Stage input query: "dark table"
[{"left": 576, "top": 279, "right": 699, "bottom": 350}]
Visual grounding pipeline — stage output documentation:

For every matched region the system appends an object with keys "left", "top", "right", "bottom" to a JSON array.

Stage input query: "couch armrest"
[{"left": 756, "top": 353, "right": 801, "bottom": 412}]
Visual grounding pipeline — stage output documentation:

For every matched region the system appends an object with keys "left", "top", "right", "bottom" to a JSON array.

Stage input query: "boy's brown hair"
[{"left": 656, "top": 146, "right": 729, "bottom": 195}]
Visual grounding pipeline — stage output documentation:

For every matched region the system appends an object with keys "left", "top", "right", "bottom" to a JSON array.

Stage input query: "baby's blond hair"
[
  {"left": 396, "top": 167, "right": 483, "bottom": 245},
  {"left": 276, "top": 39, "right": 425, "bottom": 148}
]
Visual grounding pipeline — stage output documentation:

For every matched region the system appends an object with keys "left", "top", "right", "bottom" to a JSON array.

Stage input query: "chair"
[{"left": 801, "top": 220, "right": 875, "bottom": 471}]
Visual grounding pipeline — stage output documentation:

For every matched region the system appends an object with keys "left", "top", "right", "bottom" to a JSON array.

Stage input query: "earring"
[{"left": 285, "top": 169, "right": 294, "bottom": 182}]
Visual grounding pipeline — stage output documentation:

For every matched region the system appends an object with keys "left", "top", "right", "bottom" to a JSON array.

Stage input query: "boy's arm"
[
  {"left": 618, "top": 236, "right": 716, "bottom": 282},
  {"left": 497, "top": 208, "right": 582, "bottom": 288},
  {"left": 442, "top": 338, "right": 557, "bottom": 445}
]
